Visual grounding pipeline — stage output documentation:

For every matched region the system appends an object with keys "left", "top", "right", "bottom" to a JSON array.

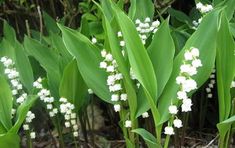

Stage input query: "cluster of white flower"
[
  {"left": 23, "top": 111, "right": 36, "bottom": 139},
  {"left": 0, "top": 57, "right": 37, "bottom": 138},
  {"left": 196, "top": 2, "right": 213, "bottom": 14},
  {"left": 99, "top": 49, "right": 129, "bottom": 113},
  {"left": 34, "top": 78, "right": 58, "bottom": 117},
  {"left": 59, "top": 97, "right": 79, "bottom": 137},
  {"left": 99, "top": 49, "right": 134, "bottom": 128},
  {"left": 164, "top": 47, "right": 202, "bottom": 135},
  {"left": 0, "top": 57, "right": 23, "bottom": 97},
  {"left": 206, "top": 69, "right": 216, "bottom": 98},
  {"left": 193, "top": 3, "right": 213, "bottom": 29},
  {"left": 135, "top": 17, "right": 160, "bottom": 44}
]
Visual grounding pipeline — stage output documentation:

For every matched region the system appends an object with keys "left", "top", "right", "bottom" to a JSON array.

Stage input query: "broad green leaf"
[
  {"left": 59, "top": 59, "right": 88, "bottom": 111},
  {"left": 0, "top": 133, "right": 20, "bottom": 148},
  {"left": 58, "top": 24, "right": 111, "bottom": 103},
  {"left": 43, "top": 11, "right": 60, "bottom": 34},
  {"left": 24, "top": 36, "right": 61, "bottom": 98},
  {"left": 158, "top": 9, "right": 220, "bottom": 124},
  {"left": 0, "top": 39, "right": 34, "bottom": 93},
  {"left": 128, "top": 0, "right": 154, "bottom": 20},
  {"left": 110, "top": 0, "right": 160, "bottom": 124},
  {"left": 149, "top": 20, "right": 175, "bottom": 104},
  {"left": 50, "top": 33, "right": 72, "bottom": 69},
  {"left": 168, "top": 8, "right": 192, "bottom": 25},
  {"left": 3, "top": 21, "right": 16, "bottom": 45},
  {"left": 214, "top": 0, "right": 235, "bottom": 20},
  {"left": 132, "top": 128, "right": 161, "bottom": 148},
  {"left": 111, "top": 1, "right": 157, "bottom": 104},
  {"left": 0, "top": 122, "right": 7, "bottom": 134},
  {"left": 136, "top": 19, "right": 175, "bottom": 117},
  {"left": 80, "top": 15, "right": 90, "bottom": 37},
  {"left": 217, "top": 115, "right": 235, "bottom": 146},
  {"left": 101, "top": 0, "right": 113, "bottom": 21},
  {"left": 9, "top": 95, "right": 37, "bottom": 133},
  {"left": 14, "top": 41, "right": 34, "bottom": 93},
  {"left": 0, "top": 76, "right": 12, "bottom": 130},
  {"left": 0, "top": 39, "right": 15, "bottom": 60},
  {"left": 216, "top": 12, "right": 235, "bottom": 122},
  {"left": 224, "top": 0, "right": 235, "bottom": 20}
]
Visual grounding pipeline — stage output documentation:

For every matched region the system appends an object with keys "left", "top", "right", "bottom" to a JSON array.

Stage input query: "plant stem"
[
  {"left": 72, "top": 131, "right": 78, "bottom": 148},
  {"left": 55, "top": 116, "right": 65, "bottom": 148},
  {"left": 120, "top": 109, "right": 130, "bottom": 147},
  {"left": 164, "top": 135, "right": 170, "bottom": 148},
  {"left": 26, "top": 130, "right": 33, "bottom": 148}
]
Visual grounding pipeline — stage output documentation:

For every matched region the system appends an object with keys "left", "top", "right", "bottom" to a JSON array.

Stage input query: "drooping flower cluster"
[
  {"left": 135, "top": 17, "right": 160, "bottom": 44},
  {"left": 0, "top": 56, "right": 37, "bottom": 139},
  {"left": 196, "top": 2, "right": 213, "bottom": 14},
  {"left": 206, "top": 69, "right": 216, "bottom": 98},
  {"left": 0, "top": 57, "right": 22, "bottom": 97},
  {"left": 99, "top": 49, "right": 128, "bottom": 112},
  {"left": 59, "top": 97, "right": 79, "bottom": 137},
  {"left": 34, "top": 78, "right": 58, "bottom": 117},
  {"left": 193, "top": 3, "right": 213, "bottom": 28},
  {"left": 99, "top": 49, "right": 133, "bottom": 127},
  {"left": 23, "top": 111, "right": 36, "bottom": 139},
  {"left": 114, "top": 33, "right": 150, "bottom": 118},
  {"left": 164, "top": 47, "right": 202, "bottom": 135}
]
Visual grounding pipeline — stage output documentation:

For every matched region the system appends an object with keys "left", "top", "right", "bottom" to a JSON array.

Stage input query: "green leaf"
[
  {"left": 3, "top": 21, "right": 16, "bottom": 45},
  {"left": 110, "top": 0, "right": 160, "bottom": 125},
  {"left": 0, "top": 76, "right": 12, "bottom": 131},
  {"left": 24, "top": 36, "right": 61, "bottom": 98},
  {"left": 149, "top": 19, "right": 175, "bottom": 98},
  {"left": 101, "top": 0, "right": 113, "bottom": 21},
  {"left": 216, "top": 12, "right": 235, "bottom": 122},
  {"left": 158, "top": 9, "right": 220, "bottom": 124},
  {"left": 0, "top": 39, "right": 34, "bottom": 93},
  {"left": 0, "top": 133, "right": 20, "bottom": 148},
  {"left": 132, "top": 128, "right": 161, "bottom": 148},
  {"left": 59, "top": 59, "right": 88, "bottom": 111},
  {"left": 224, "top": 0, "right": 235, "bottom": 20},
  {"left": 100, "top": 3, "right": 137, "bottom": 120},
  {"left": 136, "top": 19, "right": 175, "bottom": 117},
  {"left": 43, "top": 11, "right": 60, "bottom": 34},
  {"left": 217, "top": 115, "right": 235, "bottom": 146},
  {"left": 0, "top": 122, "right": 7, "bottom": 134},
  {"left": 111, "top": 1, "right": 157, "bottom": 105},
  {"left": 168, "top": 8, "right": 192, "bottom": 25},
  {"left": 50, "top": 33, "right": 72, "bottom": 66},
  {"left": 58, "top": 24, "right": 111, "bottom": 103},
  {"left": 9, "top": 95, "right": 37, "bottom": 134},
  {"left": 14, "top": 41, "right": 34, "bottom": 93},
  {"left": 128, "top": 0, "right": 154, "bottom": 20}
]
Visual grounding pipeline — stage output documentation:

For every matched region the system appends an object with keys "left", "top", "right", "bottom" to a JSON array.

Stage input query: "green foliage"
[
  {"left": 1, "top": 0, "right": 235, "bottom": 147},
  {"left": 59, "top": 59, "right": 88, "bottom": 111},
  {"left": 24, "top": 37, "right": 62, "bottom": 98},
  {"left": 132, "top": 128, "right": 161, "bottom": 148},
  {"left": 58, "top": 24, "right": 112, "bottom": 103},
  {"left": 158, "top": 9, "right": 220, "bottom": 124},
  {"left": 0, "top": 76, "right": 13, "bottom": 131},
  {"left": 0, "top": 133, "right": 20, "bottom": 148},
  {"left": 216, "top": 12, "right": 235, "bottom": 147}
]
